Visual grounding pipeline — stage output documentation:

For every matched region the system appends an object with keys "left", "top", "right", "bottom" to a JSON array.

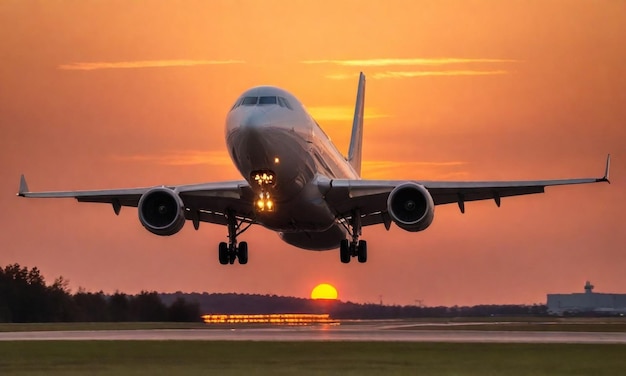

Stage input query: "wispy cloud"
[
  {"left": 307, "top": 106, "right": 388, "bottom": 121},
  {"left": 303, "top": 58, "right": 518, "bottom": 67},
  {"left": 113, "top": 150, "right": 232, "bottom": 166},
  {"left": 327, "top": 70, "right": 509, "bottom": 80},
  {"left": 362, "top": 160, "right": 468, "bottom": 179},
  {"left": 306, "top": 57, "right": 517, "bottom": 80},
  {"left": 59, "top": 59, "right": 244, "bottom": 71},
  {"left": 363, "top": 160, "right": 467, "bottom": 169}
]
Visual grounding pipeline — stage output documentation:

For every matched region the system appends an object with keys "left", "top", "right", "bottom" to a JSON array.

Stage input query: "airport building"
[{"left": 547, "top": 281, "right": 626, "bottom": 316}]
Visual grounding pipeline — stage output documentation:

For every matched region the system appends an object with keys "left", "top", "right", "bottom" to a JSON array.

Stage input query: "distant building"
[{"left": 547, "top": 281, "right": 626, "bottom": 316}]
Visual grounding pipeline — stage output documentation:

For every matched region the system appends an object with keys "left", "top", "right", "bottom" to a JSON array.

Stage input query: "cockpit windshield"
[
  {"left": 230, "top": 95, "right": 293, "bottom": 112},
  {"left": 259, "top": 96, "right": 277, "bottom": 105},
  {"left": 241, "top": 96, "right": 258, "bottom": 106}
]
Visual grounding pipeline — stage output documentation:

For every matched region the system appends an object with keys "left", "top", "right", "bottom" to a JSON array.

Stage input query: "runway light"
[{"left": 202, "top": 313, "right": 335, "bottom": 325}]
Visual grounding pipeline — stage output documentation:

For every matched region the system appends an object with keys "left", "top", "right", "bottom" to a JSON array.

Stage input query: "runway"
[{"left": 2, "top": 324, "right": 626, "bottom": 344}]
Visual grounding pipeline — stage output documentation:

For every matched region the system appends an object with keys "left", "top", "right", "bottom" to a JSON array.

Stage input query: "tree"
[{"left": 167, "top": 297, "right": 201, "bottom": 322}]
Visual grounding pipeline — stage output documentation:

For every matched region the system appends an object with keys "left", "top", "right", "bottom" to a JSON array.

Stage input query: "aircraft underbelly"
[
  {"left": 256, "top": 177, "right": 335, "bottom": 232},
  {"left": 279, "top": 224, "right": 346, "bottom": 251}
]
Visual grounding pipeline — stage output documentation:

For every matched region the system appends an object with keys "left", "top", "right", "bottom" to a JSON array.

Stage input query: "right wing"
[
  {"left": 18, "top": 175, "right": 256, "bottom": 227},
  {"left": 324, "top": 155, "right": 611, "bottom": 227}
]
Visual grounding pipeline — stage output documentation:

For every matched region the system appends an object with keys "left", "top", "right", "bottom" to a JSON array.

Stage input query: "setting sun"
[{"left": 311, "top": 283, "right": 338, "bottom": 300}]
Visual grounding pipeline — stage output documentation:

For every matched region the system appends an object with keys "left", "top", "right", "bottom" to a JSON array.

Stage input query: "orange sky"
[{"left": 1, "top": 1, "right": 624, "bottom": 306}]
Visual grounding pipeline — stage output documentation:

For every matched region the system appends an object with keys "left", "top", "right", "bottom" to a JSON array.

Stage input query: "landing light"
[
  {"left": 256, "top": 192, "right": 274, "bottom": 212},
  {"left": 251, "top": 170, "right": 275, "bottom": 186}
]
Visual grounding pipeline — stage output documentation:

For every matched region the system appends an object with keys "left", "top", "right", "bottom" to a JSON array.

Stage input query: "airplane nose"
[{"left": 239, "top": 110, "right": 270, "bottom": 134}]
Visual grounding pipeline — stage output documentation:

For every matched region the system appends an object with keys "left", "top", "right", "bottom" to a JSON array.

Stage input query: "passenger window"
[
  {"left": 259, "top": 96, "right": 277, "bottom": 105},
  {"left": 242, "top": 96, "right": 258, "bottom": 106}
]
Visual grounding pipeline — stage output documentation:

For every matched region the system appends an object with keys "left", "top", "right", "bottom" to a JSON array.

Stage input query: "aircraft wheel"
[
  {"left": 228, "top": 245, "right": 237, "bottom": 264},
  {"left": 340, "top": 239, "right": 351, "bottom": 263},
  {"left": 218, "top": 242, "right": 229, "bottom": 265},
  {"left": 238, "top": 241, "right": 248, "bottom": 265},
  {"left": 357, "top": 240, "right": 367, "bottom": 263}
]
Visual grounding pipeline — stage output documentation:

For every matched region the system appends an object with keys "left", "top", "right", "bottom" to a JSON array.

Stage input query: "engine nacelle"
[
  {"left": 387, "top": 183, "right": 435, "bottom": 232},
  {"left": 138, "top": 187, "right": 185, "bottom": 236}
]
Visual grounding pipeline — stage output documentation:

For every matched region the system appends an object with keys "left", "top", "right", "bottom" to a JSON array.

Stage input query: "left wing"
[
  {"left": 324, "top": 155, "right": 611, "bottom": 226},
  {"left": 17, "top": 175, "right": 256, "bottom": 226}
]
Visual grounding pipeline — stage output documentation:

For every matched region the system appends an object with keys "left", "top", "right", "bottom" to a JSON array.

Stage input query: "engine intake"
[
  {"left": 387, "top": 183, "right": 435, "bottom": 232},
  {"left": 138, "top": 187, "right": 185, "bottom": 236}
]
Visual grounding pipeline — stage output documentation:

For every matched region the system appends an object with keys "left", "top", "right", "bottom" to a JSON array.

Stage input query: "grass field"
[{"left": 0, "top": 341, "right": 624, "bottom": 375}]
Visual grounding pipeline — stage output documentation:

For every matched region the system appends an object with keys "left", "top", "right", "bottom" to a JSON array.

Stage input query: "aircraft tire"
[
  {"left": 357, "top": 240, "right": 367, "bottom": 263},
  {"left": 238, "top": 241, "right": 248, "bottom": 264},
  {"left": 340, "top": 239, "right": 350, "bottom": 263},
  {"left": 218, "top": 242, "right": 229, "bottom": 265}
]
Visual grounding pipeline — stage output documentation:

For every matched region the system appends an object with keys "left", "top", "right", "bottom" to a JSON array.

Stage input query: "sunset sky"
[{"left": 1, "top": 1, "right": 624, "bottom": 306}]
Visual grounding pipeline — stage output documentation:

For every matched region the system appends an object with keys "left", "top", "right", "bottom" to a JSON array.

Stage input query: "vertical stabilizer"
[{"left": 348, "top": 72, "right": 366, "bottom": 176}]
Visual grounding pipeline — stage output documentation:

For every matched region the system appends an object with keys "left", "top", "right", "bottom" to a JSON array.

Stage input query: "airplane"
[{"left": 18, "top": 72, "right": 611, "bottom": 265}]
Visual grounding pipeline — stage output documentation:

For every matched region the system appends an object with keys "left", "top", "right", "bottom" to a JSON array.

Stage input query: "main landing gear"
[
  {"left": 218, "top": 210, "right": 251, "bottom": 265},
  {"left": 339, "top": 210, "right": 368, "bottom": 264}
]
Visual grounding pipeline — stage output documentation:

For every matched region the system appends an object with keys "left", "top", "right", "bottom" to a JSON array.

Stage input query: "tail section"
[{"left": 348, "top": 72, "right": 366, "bottom": 176}]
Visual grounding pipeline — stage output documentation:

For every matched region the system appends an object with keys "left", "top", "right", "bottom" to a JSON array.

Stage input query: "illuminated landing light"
[
  {"left": 252, "top": 170, "right": 275, "bottom": 186},
  {"left": 256, "top": 192, "right": 274, "bottom": 212},
  {"left": 274, "top": 157, "right": 280, "bottom": 164}
]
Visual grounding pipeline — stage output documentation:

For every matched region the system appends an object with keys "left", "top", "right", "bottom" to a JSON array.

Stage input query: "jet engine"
[
  {"left": 387, "top": 183, "right": 435, "bottom": 232},
  {"left": 138, "top": 187, "right": 186, "bottom": 236}
]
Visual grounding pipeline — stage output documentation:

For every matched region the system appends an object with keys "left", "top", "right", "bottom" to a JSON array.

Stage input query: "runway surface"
[{"left": 2, "top": 323, "right": 626, "bottom": 344}]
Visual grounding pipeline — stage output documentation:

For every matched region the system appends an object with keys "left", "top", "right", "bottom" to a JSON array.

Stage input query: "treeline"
[
  {"left": 1, "top": 263, "right": 548, "bottom": 323},
  {"left": 0, "top": 264, "right": 200, "bottom": 323},
  {"left": 161, "top": 292, "right": 548, "bottom": 319}
]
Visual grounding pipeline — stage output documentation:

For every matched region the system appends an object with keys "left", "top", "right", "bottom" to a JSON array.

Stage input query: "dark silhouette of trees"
[
  {"left": 0, "top": 264, "right": 202, "bottom": 323},
  {"left": 1, "top": 263, "right": 552, "bottom": 323},
  {"left": 167, "top": 297, "right": 201, "bottom": 322},
  {"left": 159, "top": 292, "right": 549, "bottom": 319},
  {"left": 108, "top": 292, "right": 130, "bottom": 322},
  {"left": 130, "top": 291, "right": 168, "bottom": 322}
]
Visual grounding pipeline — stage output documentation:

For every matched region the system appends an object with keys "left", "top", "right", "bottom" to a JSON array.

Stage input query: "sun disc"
[{"left": 311, "top": 283, "right": 338, "bottom": 300}]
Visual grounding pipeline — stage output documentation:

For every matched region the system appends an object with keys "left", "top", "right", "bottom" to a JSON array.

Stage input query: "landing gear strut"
[
  {"left": 339, "top": 210, "right": 367, "bottom": 264},
  {"left": 218, "top": 210, "right": 251, "bottom": 265}
]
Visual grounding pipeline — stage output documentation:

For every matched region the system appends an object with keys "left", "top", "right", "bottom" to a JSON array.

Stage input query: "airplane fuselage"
[{"left": 225, "top": 86, "right": 357, "bottom": 250}]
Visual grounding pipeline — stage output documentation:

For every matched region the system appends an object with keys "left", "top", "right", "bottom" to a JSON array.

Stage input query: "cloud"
[
  {"left": 305, "top": 57, "right": 516, "bottom": 80},
  {"left": 362, "top": 160, "right": 469, "bottom": 179},
  {"left": 59, "top": 59, "right": 244, "bottom": 71},
  {"left": 302, "top": 58, "right": 518, "bottom": 67},
  {"left": 113, "top": 150, "right": 232, "bottom": 166},
  {"left": 363, "top": 160, "right": 467, "bottom": 169},
  {"left": 327, "top": 70, "right": 510, "bottom": 80},
  {"left": 307, "top": 106, "right": 388, "bottom": 121}
]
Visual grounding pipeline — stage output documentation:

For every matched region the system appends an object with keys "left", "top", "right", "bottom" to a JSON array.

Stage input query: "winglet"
[
  {"left": 18, "top": 174, "right": 29, "bottom": 196},
  {"left": 599, "top": 154, "right": 611, "bottom": 184}
]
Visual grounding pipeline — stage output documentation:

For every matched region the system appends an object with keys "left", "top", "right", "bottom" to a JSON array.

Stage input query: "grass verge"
[{"left": 0, "top": 341, "right": 624, "bottom": 376}]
